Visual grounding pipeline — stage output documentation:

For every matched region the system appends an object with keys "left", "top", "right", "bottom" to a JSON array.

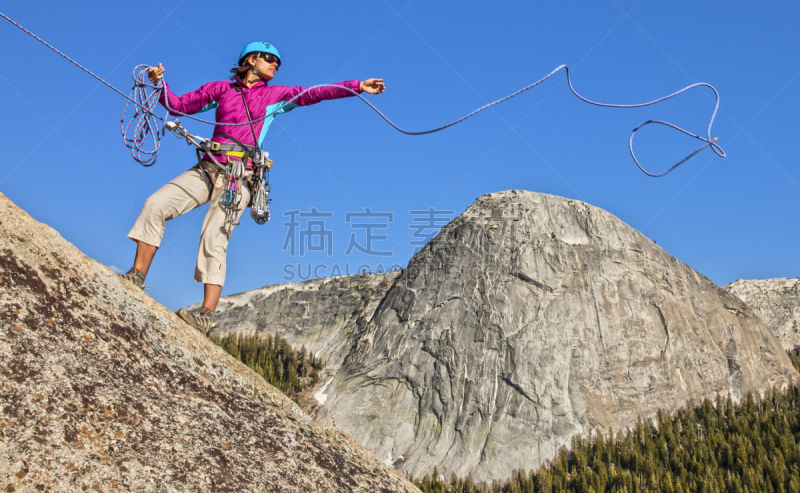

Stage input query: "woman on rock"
[{"left": 119, "top": 41, "right": 385, "bottom": 334}]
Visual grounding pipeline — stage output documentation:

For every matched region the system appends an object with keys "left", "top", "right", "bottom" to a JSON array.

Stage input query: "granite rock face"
[
  {"left": 0, "top": 193, "right": 418, "bottom": 493},
  {"left": 210, "top": 272, "right": 400, "bottom": 372},
  {"left": 725, "top": 278, "right": 800, "bottom": 350},
  {"left": 210, "top": 190, "right": 798, "bottom": 483}
]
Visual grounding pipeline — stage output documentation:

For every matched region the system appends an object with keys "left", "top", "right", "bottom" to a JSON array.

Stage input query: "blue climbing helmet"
[{"left": 238, "top": 41, "right": 281, "bottom": 67}]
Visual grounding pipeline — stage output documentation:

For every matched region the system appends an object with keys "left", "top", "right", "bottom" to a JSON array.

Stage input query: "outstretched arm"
[
  {"left": 279, "top": 78, "right": 386, "bottom": 107},
  {"left": 148, "top": 63, "right": 222, "bottom": 116}
]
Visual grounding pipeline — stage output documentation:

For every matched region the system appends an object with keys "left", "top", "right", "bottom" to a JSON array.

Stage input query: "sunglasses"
[{"left": 260, "top": 53, "right": 281, "bottom": 68}]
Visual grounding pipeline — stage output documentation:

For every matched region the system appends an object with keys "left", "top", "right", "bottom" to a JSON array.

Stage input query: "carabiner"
[{"left": 222, "top": 189, "right": 234, "bottom": 207}]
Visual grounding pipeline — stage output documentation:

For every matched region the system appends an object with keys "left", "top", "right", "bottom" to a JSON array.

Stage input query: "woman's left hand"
[{"left": 360, "top": 78, "right": 385, "bottom": 95}]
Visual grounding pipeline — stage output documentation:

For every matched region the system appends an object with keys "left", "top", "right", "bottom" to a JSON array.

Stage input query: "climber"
[{"left": 119, "top": 41, "right": 385, "bottom": 335}]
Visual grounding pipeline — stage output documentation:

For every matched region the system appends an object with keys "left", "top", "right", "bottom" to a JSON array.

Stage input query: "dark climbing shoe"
[
  {"left": 119, "top": 267, "right": 146, "bottom": 289},
  {"left": 176, "top": 307, "right": 214, "bottom": 336}
]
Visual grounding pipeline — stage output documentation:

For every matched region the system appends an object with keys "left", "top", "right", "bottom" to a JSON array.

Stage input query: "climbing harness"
[
  {"left": 162, "top": 119, "right": 273, "bottom": 230},
  {"left": 2, "top": 10, "right": 726, "bottom": 181}
]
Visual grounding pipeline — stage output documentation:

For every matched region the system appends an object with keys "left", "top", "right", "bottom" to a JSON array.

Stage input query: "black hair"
[{"left": 229, "top": 52, "right": 258, "bottom": 81}]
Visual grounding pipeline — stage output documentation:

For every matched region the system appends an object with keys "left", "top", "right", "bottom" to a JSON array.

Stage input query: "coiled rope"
[{"left": 1, "top": 11, "right": 725, "bottom": 176}]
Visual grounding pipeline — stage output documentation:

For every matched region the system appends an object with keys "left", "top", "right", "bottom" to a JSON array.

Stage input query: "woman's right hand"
[{"left": 148, "top": 63, "right": 165, "bottom": 84}]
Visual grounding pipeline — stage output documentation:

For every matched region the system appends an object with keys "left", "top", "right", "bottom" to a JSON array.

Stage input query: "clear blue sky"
[{"left": 1, "top": 0, "right": 798, "bottom": 310}]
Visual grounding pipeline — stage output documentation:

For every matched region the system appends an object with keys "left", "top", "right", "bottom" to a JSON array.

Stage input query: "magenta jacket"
[{"left": 159, "top": 78, "right": 363, "bottom": 163}]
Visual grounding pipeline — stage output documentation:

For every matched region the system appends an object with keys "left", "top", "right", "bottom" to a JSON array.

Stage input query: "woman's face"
[{"left": 251, "top": 54, "right": 279, "bottom": 81}]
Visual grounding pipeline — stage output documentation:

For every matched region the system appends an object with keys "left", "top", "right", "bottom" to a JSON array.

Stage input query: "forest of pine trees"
[
  {"left": 209, "top": 332, "right": 323, "bottom": 395},
  {"left": 414, "top": 348, "right": 800, "bottom": 493},
  {"left": 211, "top": 329, "right": 800, "bottom": 492}
]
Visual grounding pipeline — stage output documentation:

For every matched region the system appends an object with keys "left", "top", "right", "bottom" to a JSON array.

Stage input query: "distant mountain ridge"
[
  {"left": 207, "top": 190, "right": 798, "bottom": 483},
  {"left": 725, "top": 278, "right": 800, "bottom": 350}
]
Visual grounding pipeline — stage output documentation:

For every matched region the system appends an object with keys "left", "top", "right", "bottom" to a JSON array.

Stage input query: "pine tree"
[{"left": 210, "top": 332, "right": 325, "bottom": 396}]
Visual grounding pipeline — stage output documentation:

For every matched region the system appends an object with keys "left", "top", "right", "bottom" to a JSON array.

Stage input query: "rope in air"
[{"left": 1, "top": 11, "right": 725, "bottom": 176}]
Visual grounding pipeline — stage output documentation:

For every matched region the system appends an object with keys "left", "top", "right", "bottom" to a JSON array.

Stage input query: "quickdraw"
[{"left": 221, "top": 167, "right": 242, "bottom": 235}]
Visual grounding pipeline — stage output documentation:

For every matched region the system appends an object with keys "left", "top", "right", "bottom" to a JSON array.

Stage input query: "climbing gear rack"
[{"left": 164, "top": 121, "right": 273, "bottom": 228}]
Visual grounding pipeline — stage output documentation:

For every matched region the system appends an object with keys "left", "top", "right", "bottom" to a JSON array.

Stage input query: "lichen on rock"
[{"left": 0, "top": 192, "right": 418, "bottom": 492}]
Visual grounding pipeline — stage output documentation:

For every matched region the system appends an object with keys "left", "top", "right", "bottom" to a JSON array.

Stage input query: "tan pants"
[{"left": 128, "top": 160, "right": 252, "bottom": 286}]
